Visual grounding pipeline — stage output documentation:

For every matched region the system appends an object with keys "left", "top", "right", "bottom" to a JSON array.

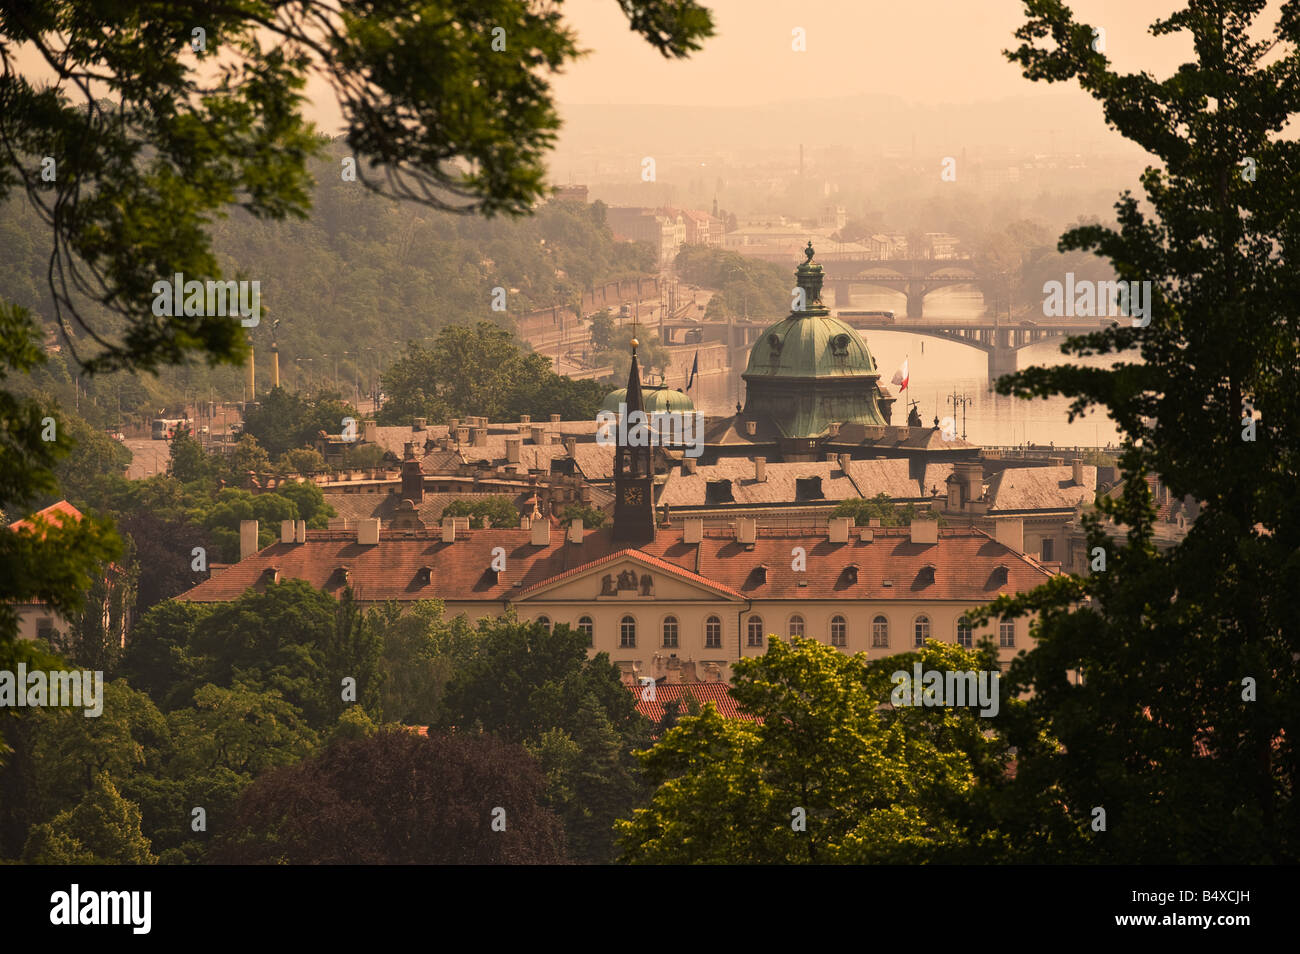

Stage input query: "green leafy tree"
[
  {"left": 616, "top": 636, "right": 1011, "bottom": 864},
  {"left": 964, "top": 0, "right": 1300, "bottom": 863},
  {"left": 23, "top": 772, "right": 156, "bottom": 865},
  {"left": 589, "top": 309, "right": 616, "bottom": 351},
  {"left": 224, "top": 435, "right": 273, "bottom": 482},
  {"left": 168, "top": 426, "right": 220, "bottom": 484},
  {"left": 557, "top": 503, "right": 607, "bottom": 528},
  {"left": 274, "top": 448, "right": 328, "bottom": 477},
  {"left": 833, "top": 493, "right": 944, "bottom": 527},
  {"left": 438, "top": 617, "right": 652, "bottom": 862},
  {"left": 442, "top": 495, "right": 521, "bottom": 529},
  {"left": 211, "top": 729, "right": 568, "bottom": 864}
]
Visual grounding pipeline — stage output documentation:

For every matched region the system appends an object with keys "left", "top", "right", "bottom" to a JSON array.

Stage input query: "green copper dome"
[
  {"left": 600, "top": 386, "right": 696, "bottom": 414},
  {"left": 740, "top": 241, "right": 890, "bottom": 437}
]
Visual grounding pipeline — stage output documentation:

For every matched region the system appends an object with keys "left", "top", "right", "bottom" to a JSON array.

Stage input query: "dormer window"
[
  {"left": 830, "top": 333, "right": 851, "bottom": 357},
  {"left": 706, "top": 479, "right": 734, "bottom": 503},
  {"left": 416, "top": 566, "right": 433, "bottom": 586},
  {"left": 992, "top": 565, "right": 1009, "bottom": 587},
  {"left": 917, "top": 565, "right": 936, "bottom": 586},
  {"left": 843, "top": 564, "right": 859, "bottom": 584},
  {"left": 754, "top": 564, "right": 768, "bottom": 584},
  {"left": 796, "top": 476, "right": 824, "bottom": 500}
]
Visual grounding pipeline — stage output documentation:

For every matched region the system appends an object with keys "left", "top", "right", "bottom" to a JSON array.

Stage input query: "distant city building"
[{"left": 554, "top": 184, "right": 589, "bottom": 203}]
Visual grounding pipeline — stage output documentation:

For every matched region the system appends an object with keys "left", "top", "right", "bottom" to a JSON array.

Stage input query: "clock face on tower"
[{"left": 622, "top": 486, "right": 643, "bottom": 506}]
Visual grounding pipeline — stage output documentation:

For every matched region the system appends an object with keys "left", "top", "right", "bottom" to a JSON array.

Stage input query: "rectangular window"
[
  {"left": 705, "top": 619, "right": 722, "bottom": 649},
  {"left": 1041, "top": 538, "right": 1055, "bottom": 561},
  {"left": 999, "top": 620, "right": 1016, "bottom": 648}
]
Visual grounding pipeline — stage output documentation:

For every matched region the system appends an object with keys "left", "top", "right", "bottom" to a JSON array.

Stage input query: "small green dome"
[
  {"left": 600, "top": 386, "right": 695, "bottom": 414},
  {"left": 600, "top": 388, "right": 628, "bottom": 413}
]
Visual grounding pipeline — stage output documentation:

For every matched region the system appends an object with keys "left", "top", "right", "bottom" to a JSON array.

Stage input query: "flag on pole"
[
  {"left": 891, "top": 358, "right": 910, "bottom": 389},
  {"left": 686, "top": 351, "right": 699, "bottom": 390}
]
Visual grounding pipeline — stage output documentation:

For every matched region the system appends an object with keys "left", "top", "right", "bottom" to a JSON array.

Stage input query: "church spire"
[
  {"left": 613, "top": 338, "right": 655, "bottom": 543},
  {"left": 626, "top": 338, "right": 645, "bottom": 414}
]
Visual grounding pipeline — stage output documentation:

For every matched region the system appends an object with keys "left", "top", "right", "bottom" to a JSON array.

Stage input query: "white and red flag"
[{"left": 891, "top": 358, "right": 910, "bottom": 389}]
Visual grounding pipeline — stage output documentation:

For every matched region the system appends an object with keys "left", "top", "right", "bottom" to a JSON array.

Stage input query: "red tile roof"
[
  {"left": 176, "top": 525, "right": 1053, "bottom": 604},
  {"left": 7, "top": 500, "right": 83, "bottom": 536},
  {"left": 629, "top": 683, "right": 760, "bottom": 724}
]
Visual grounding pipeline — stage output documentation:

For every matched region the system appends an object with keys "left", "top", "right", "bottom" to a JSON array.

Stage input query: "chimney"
[
  {"left": 239, "top": 520, "right": 259, "bottom": 561},
  {"left": 744, "top": 421, "right": 757, "bottom": 437},
  {"left": 363, "top": 420, "right": 378, "bottom": 444},
  {"left": 531, "top": 519, "right": 551, "bottom": 546},
  {"left": 994, "top": 517, "right": 1024, "bottom": 553},
  {"left": 684, "top": 517, "right": 704, "bottom": 544},
  {"left": 828, "top": 421, "right": 841, "bottom": 437},
  {"left": 529, "top": 425, "right": 545, "bottom": 445},
  {"left": 357, "top": 518, "right": 380, "bottom": 545},
  {"left": 280, "top": 519, "right": 294, "bottom": 544},
  {"left": 472, "top": 427, "right": 488, "bottom": 448},
  {"left": 520, "top": 414, "right": 530, "bottom": 424},
  {"left": 563, "top": 436, "right": 576, "bottom": 456},
  {"left": 683, "top": 458, "right": 698, "bottom": 475},
  {"left": 909, "top": 518, "right": 938, "bottom": 544},
  {"left": 506, "top": 438, "right": 521, "bottom": 463},
  {"left": 1072, "top": 459, "right": 1084, "bottom": 486},
  {"left": 455, "top": 426, "right": 470, "bottom": 445},
  {"left": 401, "top": 451, "right": 425, "bottom": 503},
  {"left": 567, "top": 517, "right": 584, "bottom": 544},
  {"left": 829, "top": 516, "right": 852, "bottom": 543},
  {"left": 549, "top": 433, "right": 561, "bottom": 445},
  {"left": 735, "top": 516, "right": 756, "bottom": 544},
  {"left": 837, "top": 453, "right": 851, "bottom": 473},
  {"left": 295, "top": 520, "right": 307, "bottom": 544},
  {"left": 413, "top": 417, "right": 426, "bottom": 431},
  {"left": 550, "top": 413, "right": 562, "bottom": 424},
  {"left": 442, "top": 517, "right": 457, "bottom": 543},
  {"left": 754, "top": 457, "right": 767, "bottom": 482}
]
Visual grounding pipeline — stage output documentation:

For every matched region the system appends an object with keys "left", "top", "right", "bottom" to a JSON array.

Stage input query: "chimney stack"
[
  {"left": 455, "top": 425, "right": 470, "bottom": 445},
  {"left": 837, "top": 453, "right": 851, "bottom": 473},
  {"left": 531, "top": 519, "right": 551, "bottom": 546},
  {"left": 472, "top": 427, "right": 488, "bottom": 448},
  {"left": 909, "top": 517, "right": 938, "bottom": 544},
  {"left": 529, "top": 425, "right": 545, "bottom": 445},
  {"left": 744, "top": 421, "right": 757, "bottom": 437},
  {"left": 994, "top": 517, "right": 1024, "bottom": 553},
  {"left": 550, "top": 413, "right": 562, "bottom": 424},
  {"left": 520, "top": 414, "right": 531, "bottom": 425},
  {"left": 829, "top": 516, "right": 852, "bottom": 543},
  {"left": 239, "top": 520, "right": 259, "bottom": 561},
  {"left": 828, "top": 421, "right": 841, "bottom": 437},
  {"left": 442, "top": 517, "right": 457, "bottom": 543},
  {"left": 683, "top": 517, "right": 704, "bottom": 544},
  {"left": 683, "top": 458, "right": 698, "bottom": 475},
  {"left": 735, "top": 516, "right": 757, "bottom": 544},
  {"left": 567, "top": 517, "right": 584, "bottom": 544},
  {"left": 754, "top": 457, "right": 767, "bottom": 482},
  {"left": 295, "top": 520, "right": 307, "bottom": 544},
  {"left": 506, "top": 438, "right": 522, "bottom": 463},
  {"left": 363, "top": 420, "right": 378, "bottom": 444},
  {"left": 1072, "top": 459, "right": 1084, "bottom": 486},
  {"left": 413, "top": 417, "right": 426, "bottom": 431},
  {"left": 280, "top": 520, "right": 294, "bottom": 544},
  {"left": 563, "top": 436, "right": 576, "bottom": 456},
  {"left": 357, "top": 518, "right": 380, "bottom": 545}
]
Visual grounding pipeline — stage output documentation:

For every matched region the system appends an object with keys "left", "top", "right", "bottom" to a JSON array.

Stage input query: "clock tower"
[{"left": 613, "top": 340, "right": 656, "bottom": 543}]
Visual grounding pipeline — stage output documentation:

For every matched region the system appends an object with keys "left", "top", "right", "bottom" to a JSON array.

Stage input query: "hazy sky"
[{"left": 546, "top": 0, "right": 1194, "bottom": 109}]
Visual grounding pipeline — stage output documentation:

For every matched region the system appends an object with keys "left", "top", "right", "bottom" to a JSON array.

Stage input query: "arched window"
[
  {"left": 999, "top": 618, "right": 1015, "bottom": 647},
  {"left": 788, "top": 614, "right": 805, "bottom": 638},
  {"left": 746, "top": 615, "right": 764, "bottom": 648},
  {"left": 872, "top": 615, "right": 889, "bottom": 648},
  {"left": 536, "top": 615, "right": 551, "bottom": 632},
  {"left": 662, "top": 615, "right": 679, "bottom": 648},
  {"left": 914, "top": 615, "right": 931, "bottom": 647},
  {"left": 578, "top": 616, "right": 594, "bottom": 647},
  {"left": 957, "top": 617, "right": 973, "bottom": 648},
  {"left": 620, "top": 615, "right": 636, "bottom": 648},
  {"left": 705, "top": 616, "right": 722, "bottom": 649},
  {"left": 830, "top": 615, "right": 847, "bottom": 647}
]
